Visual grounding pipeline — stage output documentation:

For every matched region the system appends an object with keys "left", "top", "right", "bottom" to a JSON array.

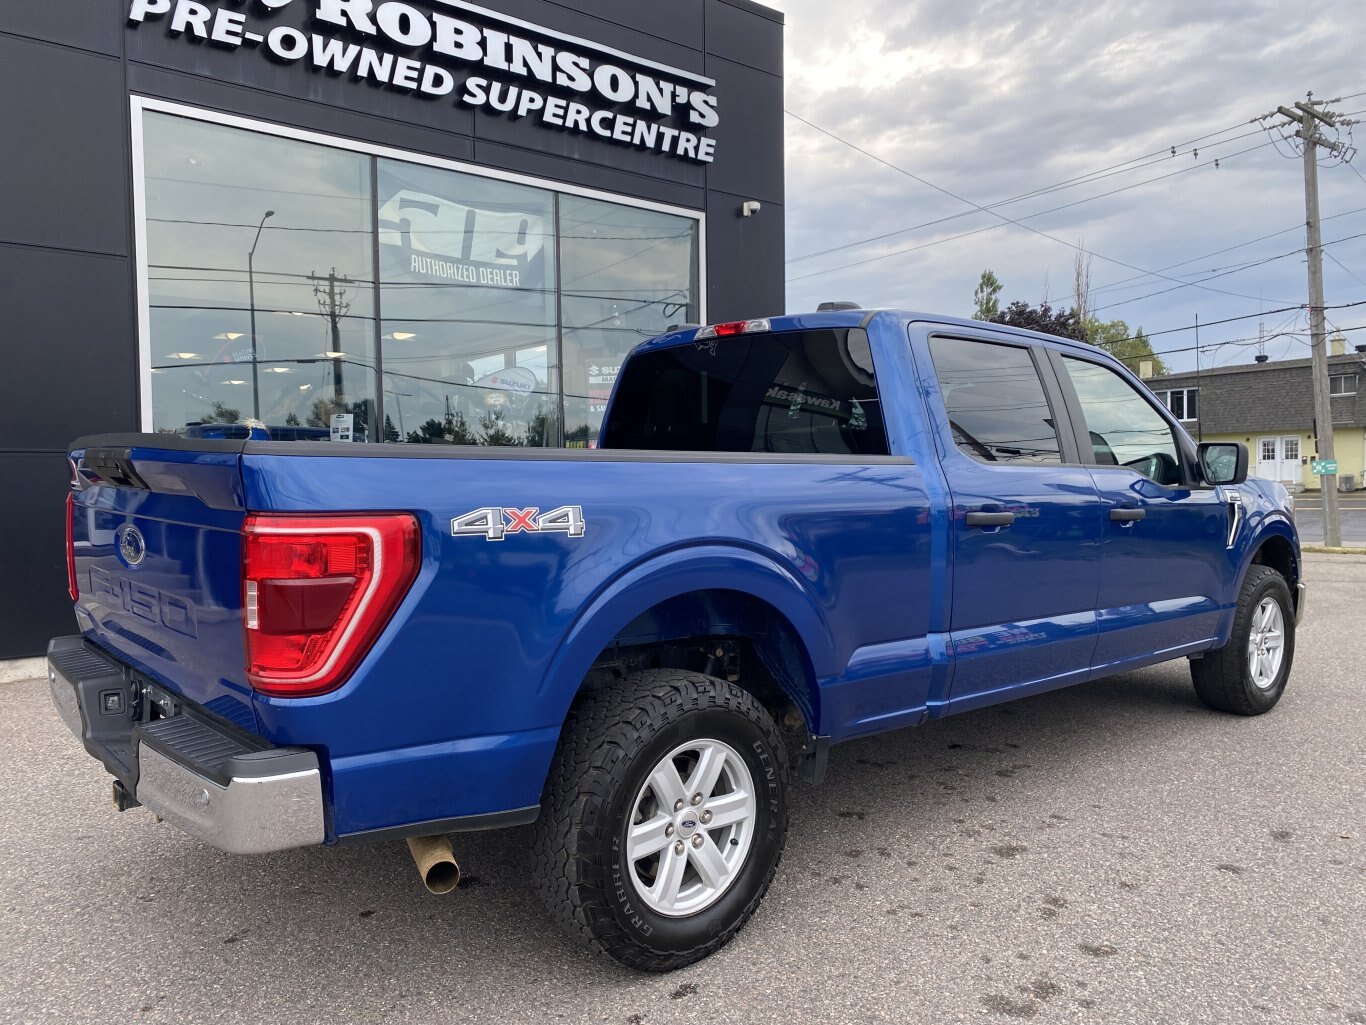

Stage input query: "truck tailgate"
[{"left": 71, "top": 442, "right": 255, "bottom": 730}]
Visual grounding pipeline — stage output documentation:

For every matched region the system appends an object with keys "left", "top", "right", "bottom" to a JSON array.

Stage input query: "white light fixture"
[
  {"left": 213, "top": 332, "right": 245, "bottom": 341},
  {"left": 264, "top": 367, "right": 292, "bottom": 374},
  {"left": 223, "top": 379, "right": 248, "bottom": 386},
  {"left": 299, "top": 384, "right": 312, "bottom": 391},
  {"left": 320, "top": 351, "right": 346, "bottom": 359},
  {"left": 166, "top": 352, "right": 199, "bottom": 359},
  {"left": 385, "top": 332, "right": 417, "bottom": 341}
]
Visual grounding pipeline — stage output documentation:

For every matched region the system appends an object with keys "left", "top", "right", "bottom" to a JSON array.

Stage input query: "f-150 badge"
[{"left": 451, "top": 506, "right": 586, "bottom": 541}]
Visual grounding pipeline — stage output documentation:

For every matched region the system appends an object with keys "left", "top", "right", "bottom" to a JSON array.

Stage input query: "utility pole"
[
  {"left": 247, "top": 210, "right": 274, "bottom": 422},
  {"left": 309, "top": 268, "right": 355, "bottom": 410},
  {"left": 1264, "top": 94, "right": 1355, "bottom": 547}
]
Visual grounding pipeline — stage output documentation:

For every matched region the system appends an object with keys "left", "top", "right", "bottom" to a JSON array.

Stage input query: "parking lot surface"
[{"left": 2, "top": 553, "right": 1363, "bottom": 1025}]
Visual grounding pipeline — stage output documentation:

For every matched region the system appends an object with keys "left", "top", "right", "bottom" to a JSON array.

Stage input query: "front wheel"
[
  {"left": 1191, "top": 564, "right": 1296, "bottom": 715},
  {"left": 532, "top": 669, "right": 789, "bottom": 971}
]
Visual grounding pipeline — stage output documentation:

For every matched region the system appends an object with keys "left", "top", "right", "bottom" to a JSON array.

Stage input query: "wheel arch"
[{"left": 538, "top": 545, "right": 834, "bottom": 737}]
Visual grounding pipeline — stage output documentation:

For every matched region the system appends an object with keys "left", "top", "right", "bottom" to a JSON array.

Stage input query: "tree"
[
  {"left": 284, "top": 412, "right": 301, "bottom": 427},
  {"left": 991, "top": 300, "right": 1085, "bottom": 341},
  {"left": 971, "top": 269, "right": 1002, "bottom": 321},
  {"left": 383, "top": 415, "right": 400, "bottom": 443},
  {"left": 478, "top": 409, "right": 517, "bottom": 447},
  {"left": 1083, "top": 318, "right": 1169, "bottom": 376},
  {"left": 1072, "top": 248, "right": 1093, "bottom": 328},
  {"left": 206, "top": 401, "right": 240, "bottom": 424}
]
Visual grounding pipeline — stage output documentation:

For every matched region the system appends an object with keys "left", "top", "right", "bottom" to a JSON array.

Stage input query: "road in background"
[
  {"left": 2, "top": 554, "right": 1363, "bottom": 1025},
  {"left": 1289, "top": 493, "right": 1366, "bottom": 546}
]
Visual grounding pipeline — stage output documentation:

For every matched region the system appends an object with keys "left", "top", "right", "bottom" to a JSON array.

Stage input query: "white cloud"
[{"left": 766, "top": 0, "right": 1366, "bottom": 369}]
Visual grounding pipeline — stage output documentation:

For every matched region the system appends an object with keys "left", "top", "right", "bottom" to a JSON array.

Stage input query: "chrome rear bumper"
[{"left": 47, "top": 636, "right": 324, "bottom": 855}]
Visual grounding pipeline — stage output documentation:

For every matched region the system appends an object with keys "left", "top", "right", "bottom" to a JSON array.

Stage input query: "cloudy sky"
[{"left": 765, "top": 0, "right": 1366, "bottom": 372}]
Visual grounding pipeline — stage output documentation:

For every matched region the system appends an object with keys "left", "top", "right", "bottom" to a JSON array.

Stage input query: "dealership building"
[{"left": 0, "top": 0, "right": 784, "bottom": 658}]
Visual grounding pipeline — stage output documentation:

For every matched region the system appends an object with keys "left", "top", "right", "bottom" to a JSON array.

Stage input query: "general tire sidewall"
[
  {"left": 599, "top": 704, "right": 786, "bottom": 955},
  {"left": 1237, "top": 571, "right": 1295, "bottom": 711}
]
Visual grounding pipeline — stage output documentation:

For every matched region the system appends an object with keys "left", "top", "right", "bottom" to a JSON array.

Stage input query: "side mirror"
[{"left": 1198, "top": 441, "right": 1248, "bottom": 485}]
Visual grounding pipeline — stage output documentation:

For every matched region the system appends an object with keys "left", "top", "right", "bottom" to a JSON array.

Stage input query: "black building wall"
[{"left": 0, "top": 0, "right": 784, "bottom": 658}]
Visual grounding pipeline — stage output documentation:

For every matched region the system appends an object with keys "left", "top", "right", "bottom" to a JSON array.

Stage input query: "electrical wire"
[
  {"left": 786, "top": 123, "right": 1266, "bottom": 265},
  {"left": 783, "top": 110, "right": 1289, "bottom": 304}
]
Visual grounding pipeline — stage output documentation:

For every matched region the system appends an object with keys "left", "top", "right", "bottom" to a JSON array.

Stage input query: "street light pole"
[{"left": 247, "top": 210, "right": 275, "bottom": 422}]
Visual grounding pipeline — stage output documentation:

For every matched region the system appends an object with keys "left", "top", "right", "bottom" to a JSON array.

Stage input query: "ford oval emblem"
[
  {"left": 681, "top": 819, "right": 697, "bottom": 830},
  {"left": 117, "top": 524, "right": 147, "bottom": 567}
]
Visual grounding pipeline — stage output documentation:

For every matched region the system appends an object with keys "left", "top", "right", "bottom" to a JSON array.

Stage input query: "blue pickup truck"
[{"left": 50, "top": 309, "right": 1302, "bottom": 970}]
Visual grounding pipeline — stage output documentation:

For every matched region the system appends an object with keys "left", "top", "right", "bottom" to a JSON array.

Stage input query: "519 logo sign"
[{"left": 451, "top": 505, "right": 586, "bottom": 541}]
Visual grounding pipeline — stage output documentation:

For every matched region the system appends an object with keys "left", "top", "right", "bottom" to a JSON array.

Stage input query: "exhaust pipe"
[{"left": 406, "top": 835, "right": 461, "bottom": 894}]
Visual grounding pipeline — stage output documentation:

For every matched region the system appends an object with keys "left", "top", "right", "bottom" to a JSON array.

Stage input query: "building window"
[
  {"left": 1330, "top": 374, "right": 1358, "bottom": 396},
  {"left": 139, "top": 108, "right": 700, "bottom": 445},
  {"left": 1157, "top": 388, "right": 1199, "bottom": 422}
]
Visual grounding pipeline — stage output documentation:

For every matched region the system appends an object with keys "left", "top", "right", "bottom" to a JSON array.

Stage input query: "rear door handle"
[
  {"left": 965, "top": 511, "right": 1016, "bottom": 528},
  {"left": 1109, "top": 507, "right": 1146, "bottom": 522}
]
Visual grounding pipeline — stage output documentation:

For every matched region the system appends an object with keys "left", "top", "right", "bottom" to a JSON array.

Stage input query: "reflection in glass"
[
  {"left": 560, "top": 197, "right": 699, "bottom": 446},
  {"left": 929, "top": 339, "right": 1062, "bottom": 464},
  {"left": 603, "top": 329, "right": 888, "bottom": 455},
  {"left": 1061, "top": 356, "right": 1181, "bottom": 483},
  {"left": 144, "top": 113, "right": 376, "bottom": 437},
  {"left": 142, "top": 113, "right": 701, "bottom": 446},
  {"left": 376, "top": 160, "right": 558, "bottom": 446}
]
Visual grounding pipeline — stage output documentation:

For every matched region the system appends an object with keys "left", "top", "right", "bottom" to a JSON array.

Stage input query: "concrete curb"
[
  {"left": 1302, "top": 545, "right": 1366, "bottom": 556},
  {"left": 0, "top": 657, "right": 45, "bottom": 684}
]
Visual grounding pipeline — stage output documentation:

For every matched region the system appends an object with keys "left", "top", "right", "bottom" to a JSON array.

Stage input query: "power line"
[
  {"left": 786, "top": 122, "right": 1265, "bottom": 265},
  {"left": 1326, "top": 250, "right": 1366, "bottom": 289},
  {"left": 783, "top": 110, "right": 1290, "bottom": 305},
  {"left": 1054, "top": 204, "right": 1366, "bottom": 306},
  {"left": 1090, "top": 230, "right": 1366, "bottom": 315},
  {"left": 1093, "top": 299, "right": 1366, "bottom": 350}
]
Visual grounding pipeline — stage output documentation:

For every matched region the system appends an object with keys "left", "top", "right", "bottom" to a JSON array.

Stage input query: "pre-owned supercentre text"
[{"left": 128, "top": 0, "right": 722, "bottom": 163}]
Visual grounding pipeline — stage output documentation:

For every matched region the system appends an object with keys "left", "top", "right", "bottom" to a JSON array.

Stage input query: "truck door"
[
  {"left": 920, "top": 333, "right": 1104, "bottom": 713},
  {"left": 1050, "top": 353, "right": 1229, "bottom": 670}
]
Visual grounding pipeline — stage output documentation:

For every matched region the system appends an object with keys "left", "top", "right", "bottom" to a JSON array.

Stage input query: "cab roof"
[{"left": 634, "top": 309, "right": 1101, "bottom": 359}]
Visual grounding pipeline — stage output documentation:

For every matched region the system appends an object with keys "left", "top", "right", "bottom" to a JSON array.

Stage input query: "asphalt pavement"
[
  {"left": 3, "top": 553, "right": 1364, "bottom": 1024},
  {"left": 1288, "top": 493, "right": 1366, "bottom": 547}
]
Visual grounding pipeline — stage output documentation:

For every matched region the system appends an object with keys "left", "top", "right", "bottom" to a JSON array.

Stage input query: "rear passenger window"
[
  {"left": 601, "top": 329, "right": 889, "bottom": 456},
  {"left": 928, "top": 338, "right": 1062, "bottom": 464}
]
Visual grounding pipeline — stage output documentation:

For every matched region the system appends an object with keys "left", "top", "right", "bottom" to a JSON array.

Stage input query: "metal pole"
[
  {"left": 248, "top": 250, "right": 259, "bottom": 421},
  {"left": 1302, "top": 117, "right": 1341, "bottom": 545},
  {"left": 247, "top": 210, "right": 274, "bottom": 423}
]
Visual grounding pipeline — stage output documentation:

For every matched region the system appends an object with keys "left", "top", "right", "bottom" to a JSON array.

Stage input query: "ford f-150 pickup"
[{"left": 50, "top": 309, "right": 1303, "bottom": 970}]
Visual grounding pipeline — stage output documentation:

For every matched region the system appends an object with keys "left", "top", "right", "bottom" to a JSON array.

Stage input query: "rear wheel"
[
  {"left": 1191, "top": 565, "right": 1295, "bottom": 715},
  {"left": 532, "top": 669, "right": 789, "bottom": 971}
]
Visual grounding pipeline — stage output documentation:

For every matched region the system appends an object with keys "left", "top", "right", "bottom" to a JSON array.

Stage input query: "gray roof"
[{"left": 1144, "top": 352, "right": 1366, "bottom": 433}]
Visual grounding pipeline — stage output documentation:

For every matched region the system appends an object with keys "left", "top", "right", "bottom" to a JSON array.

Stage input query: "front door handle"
[
  {"left": 1109, "top": 507, "right": 1146, "bottom": 522},
  {"left": 965, "top": 511, "right": 1016, "bottom": 528}
]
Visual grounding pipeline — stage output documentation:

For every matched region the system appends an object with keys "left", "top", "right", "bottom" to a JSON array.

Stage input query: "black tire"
[
  {"left": 532, "top": 669, "right": 789, "bottom": 972},
  {"left": 1191, "top": 564, "right": 1296, "bottom": 715}
]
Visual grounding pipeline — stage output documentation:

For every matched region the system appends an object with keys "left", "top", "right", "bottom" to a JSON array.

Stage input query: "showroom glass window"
[
  {"left": 143, "top": 114, "right": 376, "bottom": 437},
  {"left": 140, "top": 111, "right": 700, "bottom": 446},
  {"left": 559, "top": 196, "right": 699, "bottom": 446}
]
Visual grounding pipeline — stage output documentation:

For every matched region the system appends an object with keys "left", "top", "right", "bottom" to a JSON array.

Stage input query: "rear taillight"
[
  {"left": 66, "top": 493, "right": 79, "bottom": 603},
  {"left": 243, "top": 513, "right": 420, "bottom": 697}
]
